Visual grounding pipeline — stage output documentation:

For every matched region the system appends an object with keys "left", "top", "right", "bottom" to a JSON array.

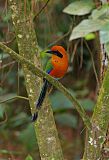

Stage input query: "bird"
[{"left": 31, "top": 45, "right": 68, "bottom": 122}]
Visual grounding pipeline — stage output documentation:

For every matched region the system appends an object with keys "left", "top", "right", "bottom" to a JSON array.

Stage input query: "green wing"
[{"left": 45, "top": 59, "right": 53, "bottom": 74}]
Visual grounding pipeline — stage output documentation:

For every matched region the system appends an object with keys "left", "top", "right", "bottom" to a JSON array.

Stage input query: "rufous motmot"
[{"left": 32, "top": 45, "right": 68, "bottom": 121}]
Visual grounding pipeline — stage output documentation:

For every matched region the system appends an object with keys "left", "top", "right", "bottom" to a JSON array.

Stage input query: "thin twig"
[
  {"left": 71, "top": 40, "right": 80, "bottom": 63},
  {"left": 34, "top": 0, "right": 51, "bottom": 19},
  {"left": 0, "top": 95, "right": 29, "bottom": 104},
  {"left": 47, "top": 25, "right": 72, "bottom": 49},
  {"left": 1, "top": 61, "right": 15, "bottom": 85},
  {"left": 47, "top": 31, "right": 71, "bottom": 48},
  {"left": 84, "top": 40, "right": 100, "bottom": 88},
  {"left": 80, "top": 38, "right": 83, "bottom": 69},
  {"left": 1, "top": 33, "right": 15, "bottom": 44},
  {"left": 0, "top": 61, "right": 16, "bottom": 70}
]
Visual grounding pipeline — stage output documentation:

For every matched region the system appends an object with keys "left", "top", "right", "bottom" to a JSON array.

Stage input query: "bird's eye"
[{"left": 55, "top": 51, "right": 63, "bottom": 58}]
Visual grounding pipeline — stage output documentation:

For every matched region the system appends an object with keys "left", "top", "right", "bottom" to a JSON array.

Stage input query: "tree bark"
[
  {"left": 8, "top": 0, "right": 64, "bottom": 159},
  {"left": 83, "top": 65, "right": 109, "bottom": 159},
  {"left": 83, "top": 1, "right": 109, "bottom": 159}
]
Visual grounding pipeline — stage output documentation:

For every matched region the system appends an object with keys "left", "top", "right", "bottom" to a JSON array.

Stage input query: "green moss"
[{"left": 8, "top": 0, "right": 64, "bottom": 159}]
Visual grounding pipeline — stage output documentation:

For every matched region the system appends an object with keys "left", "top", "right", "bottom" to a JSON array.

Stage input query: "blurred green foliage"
[
  {"left": 63, "top": 0, "right": 95, "bottom": 16},
  {"left": 25, "top": 155, "right": 33, "bottom": 160},
  {"left": 1, "top": 0, "right": 108, "bottom": 159}
]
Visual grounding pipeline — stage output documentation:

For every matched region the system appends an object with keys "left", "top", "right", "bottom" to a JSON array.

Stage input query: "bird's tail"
[
  {"left": 36, "top": 79, "right": 49, "bottom": 108},
  {"left": 31, "top": 79, "right": 49, "bottom": 122}
]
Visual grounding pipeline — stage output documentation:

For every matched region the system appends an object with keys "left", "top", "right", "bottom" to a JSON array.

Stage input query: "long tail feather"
[
  {"left": 36, "top": 79, "right": 49, "bottom": 108},
  {"left": 31, "top": 79, "right": 49, "bottom": 122}
]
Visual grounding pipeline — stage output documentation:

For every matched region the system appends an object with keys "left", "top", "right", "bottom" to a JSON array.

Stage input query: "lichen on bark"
[
  {"left": 83, "top": 0, "right": 109, "bottom": 158},
  {"left": 8, "top": 0, "right": 64, "bottom": 159},
  {"left": 83, "top": 66, "right": 109, "bottom": 159}
]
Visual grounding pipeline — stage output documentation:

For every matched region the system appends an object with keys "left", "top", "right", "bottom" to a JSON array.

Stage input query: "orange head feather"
[{"left": 50, "top": 45, "right": 68, "bottom": 78}]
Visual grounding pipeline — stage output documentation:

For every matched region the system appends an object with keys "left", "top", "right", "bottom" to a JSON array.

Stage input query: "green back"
[{"left": 45, "top": 59, "right": 53, "bottom": 73}]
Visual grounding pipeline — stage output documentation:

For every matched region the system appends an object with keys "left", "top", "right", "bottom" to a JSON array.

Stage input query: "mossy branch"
[
  {"left": 83, "top": 1, "right": 109, "bottom": 159},
  {"left": 8, "top": 0, "right": 64, "bottom": 159},
  {"left": 83, "top": 54, "right": 109, "bottom": 160},
  {"left": 0, "top": 42, "right": 91, "bottom": 130}
]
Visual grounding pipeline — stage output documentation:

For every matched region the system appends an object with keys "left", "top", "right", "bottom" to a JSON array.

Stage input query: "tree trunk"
[
  {"left": 8, "top": 0, "right": 64, "bottom": 159},
  {"left": 83, "top": 0, "right": 109, "bottom": 159}
]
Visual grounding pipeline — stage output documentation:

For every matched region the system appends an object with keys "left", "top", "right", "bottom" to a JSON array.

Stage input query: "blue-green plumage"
[{"left": 45, "top": 59, "right": 53, "bottom": 73}]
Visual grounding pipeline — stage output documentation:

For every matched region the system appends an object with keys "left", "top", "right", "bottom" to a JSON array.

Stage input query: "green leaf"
[
  {"left": 91, "top": 4, "right": 109, "bottom": 20},
  {"left": 69, "top": 19, "right": 106, "bottom": 40},
  {"left": 100, "top": 30, "right": 109, "bottom": 44},
  {"left": 25, "top": 155, "right": 33, "bottom": 160},
  {"left": 63, "top": 0, "right": 95, "bottom": 16},
  {"left": 85, "top": 33, "right": 96, "bottom": 40},
  {"left": 50, "top": 91, "right": 74, "bottom": 111},
  {"left": 8, "top": 112, "right": 28, "bottom": 128},
  {"left": 55, "top": 113, "right": 77, "bottom": 128},
  {"left": 101, "top": 22, "right": 109, "bottom": 31},
  {"left": 100, "top": 22, "right": 109, "bottom": 44},
  {"left": 18, "top": 124, "right": 37, "bottom": 151},
  {"left": 79, "top": 99, "right": 95, "bottom": 111}
]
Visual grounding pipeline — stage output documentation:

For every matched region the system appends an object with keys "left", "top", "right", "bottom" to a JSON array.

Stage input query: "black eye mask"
[{"left": 46, "top": 50, "right": 63, "bottom": 58}]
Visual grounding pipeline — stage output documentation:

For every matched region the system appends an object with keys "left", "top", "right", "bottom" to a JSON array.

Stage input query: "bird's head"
[
  {"left": 46, "top": 45, "right": 67, "bottom": 58},
  {"left": 46, "top": 45, "right": 68, "bottom": 71}
]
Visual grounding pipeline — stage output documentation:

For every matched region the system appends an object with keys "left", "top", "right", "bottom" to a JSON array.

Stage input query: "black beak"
[{"left": 46, "top": 50, "right": 63, "bottom": 58}]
